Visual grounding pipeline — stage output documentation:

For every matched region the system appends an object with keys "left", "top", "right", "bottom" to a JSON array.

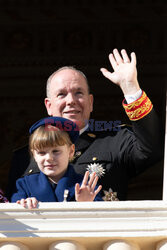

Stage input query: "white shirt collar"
[{"left": 79, "top": 123, "right": 89, "bottom": 135}]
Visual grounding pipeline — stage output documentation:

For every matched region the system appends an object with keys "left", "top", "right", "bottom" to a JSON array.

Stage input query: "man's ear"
[
  {"left": 44, "top": 98, "right": 52, "bottom": 116},
  {"left": 89, "top": 94, "right": 94, "bottom": 113}
]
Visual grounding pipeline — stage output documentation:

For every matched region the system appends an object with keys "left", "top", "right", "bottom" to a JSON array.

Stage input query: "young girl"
[{"left": 11, "top": 117, "right": 102, "bottom": 208}]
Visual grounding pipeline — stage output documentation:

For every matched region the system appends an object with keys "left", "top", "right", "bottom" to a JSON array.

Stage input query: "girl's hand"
[
  {"left": 75, "top": 171, "right": 102, "bottom": 202},
  {"left": 16, "top": 197, "right": 38, "bottom": 209}
]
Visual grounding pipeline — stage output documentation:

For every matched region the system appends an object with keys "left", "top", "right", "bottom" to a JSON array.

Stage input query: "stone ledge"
[{"left": 0, "top": 200, "right": 167, "bottom": 238}]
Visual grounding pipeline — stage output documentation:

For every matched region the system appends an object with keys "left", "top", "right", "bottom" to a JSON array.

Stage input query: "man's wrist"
[{"left": 125, "top": 89, "right": 142, "bottom": 104}]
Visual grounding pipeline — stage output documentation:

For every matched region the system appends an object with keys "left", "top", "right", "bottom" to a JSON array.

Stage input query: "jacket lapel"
[
  {"left": 72, "top": 131, "right": 96, "bottom": 163},
  {"left": 32, "top": 172, "right": 57, "bottom": 202},
  {"left": 75, "top": 131, "right": 94, "bottom": 151}
]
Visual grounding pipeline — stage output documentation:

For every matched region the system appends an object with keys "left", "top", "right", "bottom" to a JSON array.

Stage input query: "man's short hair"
[{"left": 46, "top": 66, "right": 90, "bottom": 98}]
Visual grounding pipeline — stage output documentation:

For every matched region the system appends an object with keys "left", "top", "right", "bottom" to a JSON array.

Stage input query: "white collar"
[{"left": 79, "top": 123, "right": 89, "bottom": 135}]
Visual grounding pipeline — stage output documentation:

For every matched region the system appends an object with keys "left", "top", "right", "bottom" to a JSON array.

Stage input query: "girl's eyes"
[
  {"left": 52, "top": 150, "right": 59, "bottom": 153},
  {"left": 37, "top": 150, "right": 59, "bottom": 155},
  {"left": 38, "top": 151, "right": 46, "bottom": 155}
]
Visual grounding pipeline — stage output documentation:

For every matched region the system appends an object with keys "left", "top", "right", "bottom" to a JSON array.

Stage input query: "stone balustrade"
[{"left": 0, "top": 201, "right": 167, "bottom": 249}]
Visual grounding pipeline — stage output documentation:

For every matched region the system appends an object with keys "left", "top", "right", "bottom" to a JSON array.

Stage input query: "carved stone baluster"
[
  {"left": 103, "top": 240, "right": 140, "bottom": 250},
  {"left": 0, "top": 242, "right": 29, "bottom": 250},
  {"left": 49, "top": 240, "right": 86, "bottom": 250},
  {"left": 156, "top": 240, "right": 167, "bottom": 250}
]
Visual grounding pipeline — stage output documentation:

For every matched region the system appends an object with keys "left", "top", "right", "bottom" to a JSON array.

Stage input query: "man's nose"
[{"left": 66, "top": 93, "right": 76, "bottom": 105}]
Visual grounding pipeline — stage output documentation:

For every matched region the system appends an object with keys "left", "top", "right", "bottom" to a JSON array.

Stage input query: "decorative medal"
[
  {"left": 87, "top": 163, "right": 105, "bottom": 178},
  {"left": 102, "top": 188, "right": 119, "bottom": 201},
  {"left": 70, "top": 151, "right": 82, "bottom": 163}
]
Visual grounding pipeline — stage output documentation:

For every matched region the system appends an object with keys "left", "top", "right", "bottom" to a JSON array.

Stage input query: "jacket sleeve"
[
  {"left": 120, "top": 90, "right": 164, "bottom": 176},
  {"left": 11, "top": 178, "right": 28, "bottom": 202},
  {"left": 6, "top": 146, "right": 39, "bottom": 201},
  {"left": 114, "top": 108, "right": 164, "bottom": 178}
]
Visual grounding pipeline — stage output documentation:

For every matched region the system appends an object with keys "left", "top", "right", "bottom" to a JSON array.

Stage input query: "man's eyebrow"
[
  {"left": 54, "top": 86, "right": 85, "bottom": 94},
  {"left": 54, "top": 87, "right": 66, "bottom": 93},
  {"left": 75, "top": 87, "right": 84, "bottom": 91}
]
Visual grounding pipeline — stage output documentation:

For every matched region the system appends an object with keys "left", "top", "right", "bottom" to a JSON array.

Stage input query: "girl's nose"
[{"left": 46, "top": 153, "right": 54, "bottom": 161}]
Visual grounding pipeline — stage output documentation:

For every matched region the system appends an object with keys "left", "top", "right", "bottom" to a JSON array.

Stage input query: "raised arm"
[{"left": 101, "top": 49, "right": 164, "bottom": 179}]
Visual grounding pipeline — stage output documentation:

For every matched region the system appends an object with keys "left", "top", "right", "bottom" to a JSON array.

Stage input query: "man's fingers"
[
  {"left": 121, "top": 49, "right": 130, "bottom": 63},
  {"left": 108, "top": 53, "right": 118, "bottom": 71},
  {"left": 100, "top": 68, "right": 114, "bottom": 81},
  {"left": 113, "top": 48, "right": 123, "bottom": 64},
  {"left": 100, "top": 67, "right": 108, "bottom": 74},
  {"left": 131, "top": 52, "right": 137, "bottom": 66}
]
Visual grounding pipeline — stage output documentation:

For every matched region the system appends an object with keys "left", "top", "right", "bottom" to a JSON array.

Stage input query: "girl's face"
[{"left": 32, "top": 144, "right": 75, "bottom": 183}]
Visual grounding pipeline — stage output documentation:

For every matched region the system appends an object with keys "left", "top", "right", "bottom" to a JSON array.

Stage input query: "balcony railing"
[{"left": 0, "top": 200, "right": 167, "bottom": 250}]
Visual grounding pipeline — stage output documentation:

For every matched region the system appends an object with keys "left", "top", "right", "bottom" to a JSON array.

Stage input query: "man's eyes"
[
  {"left": 56, "top": 91, "right": 84, "bottom": 98},
  {"left": 76, "top": 91, "right": 83, "bottom": 95},
  {"left": 57, "top": 92, "right": 65, "bottom": 97}
]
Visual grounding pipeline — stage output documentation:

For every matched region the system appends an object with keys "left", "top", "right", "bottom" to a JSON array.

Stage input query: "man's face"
[{"left": 45, "top": 69, "right": 93, "bottom": 130}]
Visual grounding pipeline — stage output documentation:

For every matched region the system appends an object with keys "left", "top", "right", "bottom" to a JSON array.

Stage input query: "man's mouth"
[{"left": 63, "top": 110, "right": 80, "bottom": 114}]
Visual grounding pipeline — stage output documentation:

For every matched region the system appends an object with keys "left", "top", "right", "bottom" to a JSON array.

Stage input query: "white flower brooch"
[{"left": 87, "top": 163, "right": 105, "bottom": 178}]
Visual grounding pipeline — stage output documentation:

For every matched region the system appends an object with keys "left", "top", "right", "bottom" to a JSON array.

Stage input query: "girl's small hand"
[
  {"left": 16, "top": 197, "right": 38, "bottom": 209},
  {"left": 75, "top": 171, "right": 102, "bottom": 202}
]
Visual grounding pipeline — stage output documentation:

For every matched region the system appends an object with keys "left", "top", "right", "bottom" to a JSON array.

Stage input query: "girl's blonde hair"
[{"left": 29, "top": 125, "right": 72, "bottom": 152}]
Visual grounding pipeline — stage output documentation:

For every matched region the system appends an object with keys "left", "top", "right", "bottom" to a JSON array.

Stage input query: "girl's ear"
[
  {"left": 30, "top": 149, "right": 34, "bottom": 156},
  {"left": 69, "top": 144, "right": 75, "bottom": 161},
  {"left": 31, "top": 149, "right": 36, "bottom": 162}
]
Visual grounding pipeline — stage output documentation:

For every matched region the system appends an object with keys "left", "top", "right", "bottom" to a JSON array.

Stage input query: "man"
[{"left": 6, "top": 49, "right": 163, "bottom": 201}]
